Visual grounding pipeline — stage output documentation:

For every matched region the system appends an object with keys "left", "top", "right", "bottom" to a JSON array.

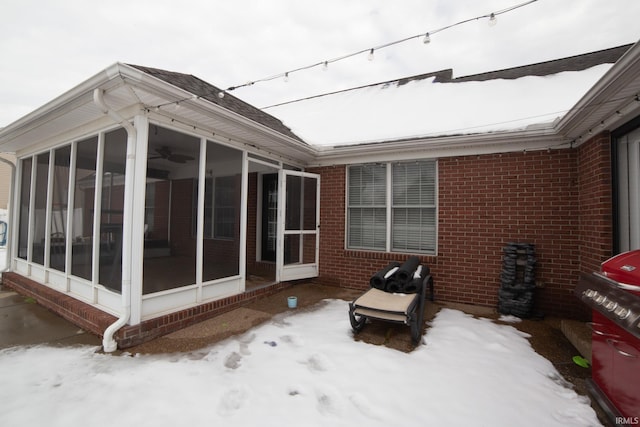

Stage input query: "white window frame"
[{"left": 346, "top": 160, "right": 438, "bottom": 255}]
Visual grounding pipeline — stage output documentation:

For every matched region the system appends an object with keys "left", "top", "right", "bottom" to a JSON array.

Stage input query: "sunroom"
[{"left": 0, "top": 63, "right": 320, "bottom": 350}]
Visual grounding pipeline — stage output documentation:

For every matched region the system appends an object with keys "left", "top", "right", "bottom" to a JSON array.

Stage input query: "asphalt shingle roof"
[{"left": 128, "top": 64, "right": 305, "bottom": 143}]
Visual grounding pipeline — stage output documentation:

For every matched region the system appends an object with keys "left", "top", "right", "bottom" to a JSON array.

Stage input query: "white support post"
[
  {"left": 129, "top": 115, "right": 149, "bottom": 325},
  {"left": 196, "top": 138, "right": 206, "bottom": 300},
  {"left": 65, "top": 141, "right": 78, "bottom": 289},
  {"left": 92, "top": 132, "right": 105, "bottom": 299},
  {"left": 44, "top": 150, "right": 54, "bottom": 272},
  {"left": 239, "top": 151, "right": 248, "bottom": 290}
]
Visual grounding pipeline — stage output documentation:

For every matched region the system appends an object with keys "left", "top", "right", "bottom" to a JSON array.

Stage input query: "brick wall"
[
  {"left": 310, "top": 141, "right": 613, "bottom": 319},
  {"left": 577, "top": 132, "right": 614, "bottom": 274},
  {"left": 2, "top": 271, "right": 292, "bottom": 348}
]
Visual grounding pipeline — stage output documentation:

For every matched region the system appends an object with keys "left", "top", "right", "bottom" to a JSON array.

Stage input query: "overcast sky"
[{"left": 1, "top": 0, "right": 639, "bottom": 127}]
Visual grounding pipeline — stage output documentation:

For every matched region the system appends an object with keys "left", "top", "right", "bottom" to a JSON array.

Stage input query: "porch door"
[{"left": 276, "top": 170, "right": 320, "bottom": 282}]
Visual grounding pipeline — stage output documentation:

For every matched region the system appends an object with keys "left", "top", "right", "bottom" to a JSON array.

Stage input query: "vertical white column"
[
  {"left": 314, "top": 175, "right": 320, "bottom": 275},
  {"left": 65, "top": 142, "right": 78, "bottom": 289},
  {"left": 196, "top": 138, "right": 206, "bottom": 300},
  {"left": 91, "top": 132, "right": 105, "bottom": 301},
  {"left": 26, "top": 156, "right": 37, "bottom": 270},
  {"left": 276, "top": 169, "right": 284, "bottom": 283},
  {"left": 9, "top": 159, "right": 22, "bottom": 269},
  {"left": 128, "top": 115, "right": 149, "bottom": 325},
  {"left": 239, "top": 151, "right": 248, "bottom": 290},
  {"left": 385, "top": 163, "right": 392, "bottom": 252},
  {"left": 44, "top": 150, "right": 54, "bottom": 271}
]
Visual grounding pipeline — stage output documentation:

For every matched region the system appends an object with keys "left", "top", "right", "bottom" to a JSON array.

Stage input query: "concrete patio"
[{"left": 0, "top": 280, "right": 603, "bottom": 424}]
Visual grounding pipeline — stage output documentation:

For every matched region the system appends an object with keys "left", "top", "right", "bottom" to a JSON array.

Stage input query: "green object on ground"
[{"left": 572, "top": 355, "right": 590, "bottom": 368}]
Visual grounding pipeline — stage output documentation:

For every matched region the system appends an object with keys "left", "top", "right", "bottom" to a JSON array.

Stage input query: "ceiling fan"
[{"left": 149, "top": 146, "right": 195, "bottom": 164}]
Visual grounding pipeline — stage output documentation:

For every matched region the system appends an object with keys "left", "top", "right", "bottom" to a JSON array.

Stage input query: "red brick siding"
[
  {"left": 311, "top": 145, "right": 612, "bottom": 319},
  {"left": 2, "top": 271, "right": 292, "bottom": 349},
  {"left": 577, "top": 132, "right": 614, "bottom": 274}
]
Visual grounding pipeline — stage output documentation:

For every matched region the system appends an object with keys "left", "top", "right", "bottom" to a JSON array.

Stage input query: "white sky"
[
  {"left": 1, "top": 0, "right": 639, "bottom": 128},
  {"left": 0, "top": 301, "right": 601, "bottom": 426}
]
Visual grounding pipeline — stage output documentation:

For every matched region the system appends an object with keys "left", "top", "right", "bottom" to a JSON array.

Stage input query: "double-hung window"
[
  {"left": 202, "top": 175, "right": 236, "bottom": 240},
  {"left": 347, "top": 160, "right": 436, "bottom": 254}
]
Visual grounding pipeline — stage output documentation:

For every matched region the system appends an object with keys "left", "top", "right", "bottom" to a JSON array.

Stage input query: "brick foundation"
[{"left": 2, "top": 272, "right": 292, "bottom": 349}]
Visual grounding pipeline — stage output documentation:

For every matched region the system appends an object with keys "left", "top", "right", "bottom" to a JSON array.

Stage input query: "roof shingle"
[{"left": 128, "top": 64, "right": 304, "bottom": 143}]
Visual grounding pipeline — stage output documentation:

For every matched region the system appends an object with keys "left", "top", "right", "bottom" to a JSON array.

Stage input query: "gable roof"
[
  {"left": 127, "top": 65, "right": 304, "bottom": 143},
  {"left": 0, "top": 62, "right": 314, "bottom": 163},
  {"left": 265, "top": 44, "right": 633, "bottom": 147}
]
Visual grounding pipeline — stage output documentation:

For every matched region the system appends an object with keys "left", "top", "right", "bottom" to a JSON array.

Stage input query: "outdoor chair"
[{"left": 348, "top": 257, "right": 434, "bottom": 344}]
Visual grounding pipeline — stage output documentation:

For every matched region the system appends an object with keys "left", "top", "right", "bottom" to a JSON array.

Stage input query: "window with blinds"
[
  {"left": 391, "top": 161, "right": 436, "bottom": 252},
  {"left": 347, "top": 160, "right": 437, "bottom": 254},
  {"left": 347, "top": 164, "right": 387, "bottom": 250}
]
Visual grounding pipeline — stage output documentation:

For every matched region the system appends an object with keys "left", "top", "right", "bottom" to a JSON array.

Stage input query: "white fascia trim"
[
  {"left": 115, "top": 64, "right": 318, "bottom": 162},
  {"left": 555, "top": 40, "right": 640, "bottom": 140},
  {"left": 310, "top": 126, "right": 567, "bottom": 166},
  {"left": 0, "top": 63, "right": 141, "bottom": 152}
]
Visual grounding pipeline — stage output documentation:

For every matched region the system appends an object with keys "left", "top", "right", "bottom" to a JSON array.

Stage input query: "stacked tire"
[{"left": 497, "top": 243, "right": 536, "bottom": 318}]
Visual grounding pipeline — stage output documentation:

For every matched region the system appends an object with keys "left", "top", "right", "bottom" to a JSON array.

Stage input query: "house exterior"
[
  {"left": 0, "top": 153, "right": 16, "bottom": 210},
  {"left": 1, "top": 42, "right": 639, "bottom": 351}
]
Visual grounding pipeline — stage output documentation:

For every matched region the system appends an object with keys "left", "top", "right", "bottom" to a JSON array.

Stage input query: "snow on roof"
[{"left": 265, "top": 64, "right": 613, "bottom": 147}]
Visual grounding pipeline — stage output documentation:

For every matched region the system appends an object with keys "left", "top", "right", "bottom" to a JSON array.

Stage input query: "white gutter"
[
  {"left": 93, "top": 88, "right": 136, "bottom": 353},
  {"left": 0, "top": 156, "right": 15, "bottom": 273}
]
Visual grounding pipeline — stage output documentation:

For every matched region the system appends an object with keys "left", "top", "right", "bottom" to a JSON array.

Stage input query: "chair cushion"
[{"left": 353, "top": 288, "right": 418, "bottom": 315}]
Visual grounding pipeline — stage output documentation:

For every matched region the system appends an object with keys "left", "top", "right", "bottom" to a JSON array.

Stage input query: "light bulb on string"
[
  {"left": 284, "top": 72, "right": 289, "bottom": 82},
  {"left": 215, "top": 1, "right": 539, "bottom": 94},
  {"left": 322, "top": 61, "right": 328, "bottom": 71}
]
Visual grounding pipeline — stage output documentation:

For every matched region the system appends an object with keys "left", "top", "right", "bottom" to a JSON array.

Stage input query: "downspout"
[
  {"left": 0, "top": 156, "right": 15, "bottom": 273},
  {"left": 93, "top": 88, "right": 136, "bottom": 352}
]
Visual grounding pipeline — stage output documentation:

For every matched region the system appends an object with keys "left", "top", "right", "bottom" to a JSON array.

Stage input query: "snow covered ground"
[{"left": 0, "top": 300, "right": 601, "bottom": 427}]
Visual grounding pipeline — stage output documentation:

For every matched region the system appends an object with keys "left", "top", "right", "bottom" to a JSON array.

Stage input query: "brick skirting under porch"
[{"left": 2, "top": 272, "right": 292, "bottom": 349}]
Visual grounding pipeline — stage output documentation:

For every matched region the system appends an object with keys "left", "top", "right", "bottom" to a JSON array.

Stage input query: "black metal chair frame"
[{"left": 349, "top": 274, "right": 434, "bottom": 344}]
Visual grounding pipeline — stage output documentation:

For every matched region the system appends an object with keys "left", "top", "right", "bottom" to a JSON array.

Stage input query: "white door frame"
[{"left": 276, "top": 170, "right": 320, "bottom": 282}]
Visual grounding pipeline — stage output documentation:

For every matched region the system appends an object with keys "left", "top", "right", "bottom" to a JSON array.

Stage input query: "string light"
[{"left": 219, "top": 0, "right": 539, "bottom": 94}]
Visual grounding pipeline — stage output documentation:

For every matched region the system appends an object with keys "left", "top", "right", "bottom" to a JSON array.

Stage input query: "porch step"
[{"left": 560, "top": 319, "right": 592, "bottom": 364}]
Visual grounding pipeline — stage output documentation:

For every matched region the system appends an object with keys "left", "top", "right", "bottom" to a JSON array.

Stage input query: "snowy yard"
[{"left": 0, "top": 300, "right": 601, "bottom": 427}]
